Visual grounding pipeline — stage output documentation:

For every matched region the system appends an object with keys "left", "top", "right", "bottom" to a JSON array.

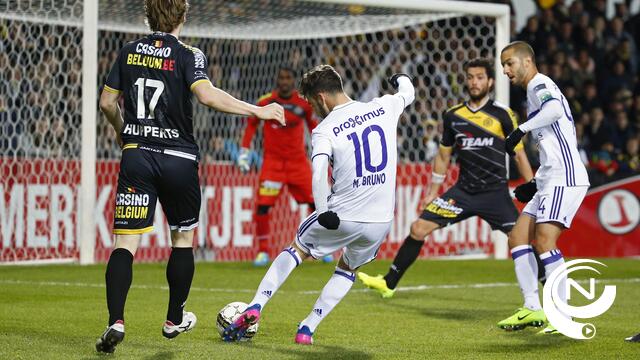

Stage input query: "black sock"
[
  {"left": 533, "top": 248, "right": 546, "bottom": 285},
  {"left": 383, "top": 236, "right": 424, "bottom": 290},
  {"left": 166, "top": 247, "right": 195, "bottom": 325},
  {"left": 106, "top": 248, "right": 134, "bottom": 326}
]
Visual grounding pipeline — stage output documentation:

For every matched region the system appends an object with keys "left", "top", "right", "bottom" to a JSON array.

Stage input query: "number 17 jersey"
[
  {"left": 104, "top": 32, "right": 210, "bottom": 157},
  {"left": 311, "top": 94, "right": 411, "bottom": 223}
]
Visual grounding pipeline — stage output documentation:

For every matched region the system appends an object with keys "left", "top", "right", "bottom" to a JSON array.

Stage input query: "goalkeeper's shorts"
[
  {"left": 112, "top": 144, "right": 200, "bottom": 235},
  {"left": 419, "top": 184, "right": 518, "bottom": 234}
]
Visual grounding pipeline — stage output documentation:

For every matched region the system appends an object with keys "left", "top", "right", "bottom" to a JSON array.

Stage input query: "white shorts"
[
  {"left": 294, "top": 212, "right": 391, "bottom": 269},
  {"left": 522, "top": 185, "right": 588, "bottom": 228}
]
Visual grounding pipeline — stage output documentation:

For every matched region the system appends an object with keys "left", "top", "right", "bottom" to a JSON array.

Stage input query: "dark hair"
[
  {"left": 278, "top": 66, "right": 296, "bottom": 77},
  {"left": 144, "top": 0, "right": 189, "bottom": 33},
  {"left": 501, "top": 41, "right": 536, "bottom": 63},
  {"left": 464, "top": 58, "right": 494, "bottom": 79},
  {"left": 299, "top": 64, "right": 344, "bottom": 98}
]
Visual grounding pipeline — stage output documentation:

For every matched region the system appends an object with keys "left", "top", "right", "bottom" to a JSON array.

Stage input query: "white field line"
[{"left": 1, "top": 278, "right": 639, "bottom": 295}]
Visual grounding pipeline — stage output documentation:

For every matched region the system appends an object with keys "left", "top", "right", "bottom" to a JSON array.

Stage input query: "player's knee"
[
  {"left": 507, "top": 230, "right": 529, "bottom": 249},
  {"left": 290, "top": 243, "right": 311, "bottom": 261},
  {"left": 410, "top": 220, "right": 435, "bottom": 240},
  {"left": 171, "top": 229, "right": 194, "bottom": 248},
  {"left": 114, "top": 234, "right": 141, "bottom": 256},
  {"left": 257, "top": 205, "right": 271, "bottom": 215},
  {"left": 533, "top": 236, "right": 557, "bottom": 253},
  {"left": 337, "top": 256, "right": 356, "bottom": 272}
]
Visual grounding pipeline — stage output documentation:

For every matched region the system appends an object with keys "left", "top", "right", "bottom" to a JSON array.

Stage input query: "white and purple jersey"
[
  {"left": 311, "top": 93, "right": 411, "bottom": 223},
  {"left": 524, "top": 73, "right": 589, "bottom": 188}
]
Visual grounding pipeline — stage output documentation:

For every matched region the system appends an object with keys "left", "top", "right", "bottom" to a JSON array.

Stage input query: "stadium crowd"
[
  {"left": 507, "top": 0, "right": 640, "bottom": 186},
  {"left": 0, "top": 0, "right": 638, "bottom": 187}
]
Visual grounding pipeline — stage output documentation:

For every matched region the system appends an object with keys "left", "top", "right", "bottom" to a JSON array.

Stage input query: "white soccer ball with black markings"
[{"left": 216, "top": 301, "right": 259, "bottom": 341}]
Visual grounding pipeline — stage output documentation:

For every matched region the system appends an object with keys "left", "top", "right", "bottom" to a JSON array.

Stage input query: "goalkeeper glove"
[
  {"left": 514, "top": 179, "right": 537, "bottom": 203},
  {"left": 504, "top": 128, "right": 525, "bottom": 156},
  {"left": 388, "top": 73, "right": 412, "bottom": 89},
  {"left": 318, "top": 211, "right": 340, "bottom": 230},
  {"left": 237, "top": 148, "right": 250, "bottom": 173}
]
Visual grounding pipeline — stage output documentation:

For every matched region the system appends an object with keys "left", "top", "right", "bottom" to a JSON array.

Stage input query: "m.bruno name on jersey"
[
  {"left": 136, "top": 43, "right": 172, "bottom": 57},
  {"left": 352, "top": 173, "right": 386, "bottom": 189},
  {"left": 126, "top": 53, "right": 175, "bottom": 71},
  {"left": 123, "top": 124, "right": 180, "bottom": 139},
  {"left": 333, "top": 107, "right": 385, "bottom": 136}
]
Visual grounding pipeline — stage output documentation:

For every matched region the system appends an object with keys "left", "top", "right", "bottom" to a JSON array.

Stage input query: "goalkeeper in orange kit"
[{"left": 238, "top": 67, "right": 331, "bottom": 266}]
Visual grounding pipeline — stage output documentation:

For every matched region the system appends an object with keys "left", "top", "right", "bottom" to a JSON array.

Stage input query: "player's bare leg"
[
  {"left": 296, "top": 256, "right": 356, "bottom": 345},
  {"left": 533, "top": 222, "right": 566, "bottom": 334},
  {"left": 498, "top": 214, "right": 546, "bottom": 331},
  {"left": 359, "top": 218, "right": 439, "bottom": 297},
  {"left": 96, "top": 234, "right": 140, "bottom": 353},
  {"left": 162, "top": 229, "right": 197, "bottom": 339},
  {"left": 224, "top": 243, "right": 310, "bottom": 341}
]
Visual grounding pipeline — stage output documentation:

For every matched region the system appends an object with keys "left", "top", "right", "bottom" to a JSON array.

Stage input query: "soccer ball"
[{"left": 216, "top": 301, "right": 259, "bottom": 341}]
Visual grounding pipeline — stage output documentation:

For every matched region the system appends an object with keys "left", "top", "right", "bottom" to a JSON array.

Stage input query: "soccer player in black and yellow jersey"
[
  {"left": 95, "top": 0, "right": 285, "bottom": 353},
  {"left": 359, "top": 58, "right": 539, "bottom": 302}
]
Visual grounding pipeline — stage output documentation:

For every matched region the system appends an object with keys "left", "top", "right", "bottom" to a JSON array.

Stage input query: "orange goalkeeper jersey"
[{"left": 241, "top": 90, "right": 317, "bottom": 160}]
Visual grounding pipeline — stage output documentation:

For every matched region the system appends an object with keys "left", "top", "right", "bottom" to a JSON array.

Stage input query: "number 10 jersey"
[
  {"left": 104, "top": 32, "right": 210, "bottom": 158},
  {"left": 311, "top": 93, "right": 412, "bottom": 223}
]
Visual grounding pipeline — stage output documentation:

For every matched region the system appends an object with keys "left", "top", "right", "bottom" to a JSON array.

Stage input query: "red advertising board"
[{"left": 1, "top": 158, "right": 638, "bottom": 263}]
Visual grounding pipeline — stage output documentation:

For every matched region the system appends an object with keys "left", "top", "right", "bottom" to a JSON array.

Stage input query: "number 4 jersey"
[
  {"left": 311, "top": 93, "right": 412, "bottom": 223},
  {"left": 104, "top": 32, "right": 210, "bottom": 158}
]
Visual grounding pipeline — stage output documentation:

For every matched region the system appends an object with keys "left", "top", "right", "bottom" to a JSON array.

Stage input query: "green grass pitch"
[{"left": 1, "top": 259, "right": 638, "bottom": 359}]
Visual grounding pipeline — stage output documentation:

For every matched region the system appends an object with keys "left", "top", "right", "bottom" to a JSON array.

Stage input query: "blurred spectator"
[
  {"left": 585, "top": 107, "right": 614, "bottom": 152},
  {"left": 612, "top": 111, "right": 636, "bottom": 152},
  {"left": 616, "top": 136, "right": 640, "bottom": 178},
  {"left": 589, "top": 141, "right": 619, "bottom": 186}
]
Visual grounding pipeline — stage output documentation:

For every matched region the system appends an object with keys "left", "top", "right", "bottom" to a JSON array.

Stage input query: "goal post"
[
  {"left": 1, "top": 0, "right": 510, "bottom": 265},
  {"left": 80, "top": 0, "right": 99, "bottom": 265}
]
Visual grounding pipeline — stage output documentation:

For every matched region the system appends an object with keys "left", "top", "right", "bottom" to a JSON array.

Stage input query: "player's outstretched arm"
[
  {"left": 421, "top": 145, "right": 452, "bottom": 208},
  {"left": 99, "top": 88, "right": 124, "bottom": 148},
  {"left": 192, "top": 81, "right": 285, "bottom": 125},
  {"left": 388, "top": 73, "right": 415, "bottom": 107}
]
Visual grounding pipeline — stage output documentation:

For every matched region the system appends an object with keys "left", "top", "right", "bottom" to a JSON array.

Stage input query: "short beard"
[{"left": 468, "top": 89, "right": 489, "bottom": 102}]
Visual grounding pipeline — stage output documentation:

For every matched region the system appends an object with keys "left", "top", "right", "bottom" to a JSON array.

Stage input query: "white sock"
[
  {"left": 511, "top": 245, "right": 541, "bottom": 311},
  {"left": 540, "top": 249, "right": 569, "bottom": 319},
  {"left": 299, "top": 267, "right": 355, "bottom": 333},
  {"left": 249, "top": 247, "right": 301, "bottom": 310}
]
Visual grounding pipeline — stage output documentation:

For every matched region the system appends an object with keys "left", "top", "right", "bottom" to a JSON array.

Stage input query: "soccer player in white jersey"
[
  {"left": 222, "top": 65, "right": 415, "bottom": 345},
  {"left": 498, "top": 41, "right": 590, "bottom": 334}
]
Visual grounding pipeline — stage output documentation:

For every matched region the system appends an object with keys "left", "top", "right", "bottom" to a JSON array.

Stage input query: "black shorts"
[
  {"left": 113, "top": 145, "right": 201, "bottom": 235},
  {"left": 419, "top": 185, "right": 518, "bottom": 233}
]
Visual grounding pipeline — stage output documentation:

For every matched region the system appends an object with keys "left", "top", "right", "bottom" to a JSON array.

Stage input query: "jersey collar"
[
  {"left": 465, "top": 97, "right": 492, "bottom": 113},
  {"left": 332, "top": 100, "right": 356, "bottom": 111}
]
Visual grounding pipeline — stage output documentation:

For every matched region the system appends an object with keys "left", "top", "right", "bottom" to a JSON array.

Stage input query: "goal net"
[{"left": 0, "top": 0, "right": 510, "bottom": 264}]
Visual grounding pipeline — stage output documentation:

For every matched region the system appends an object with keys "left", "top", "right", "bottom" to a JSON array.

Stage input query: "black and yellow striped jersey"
[{"left": 440, "top": 100, "right": 524, "bottom": 193}]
